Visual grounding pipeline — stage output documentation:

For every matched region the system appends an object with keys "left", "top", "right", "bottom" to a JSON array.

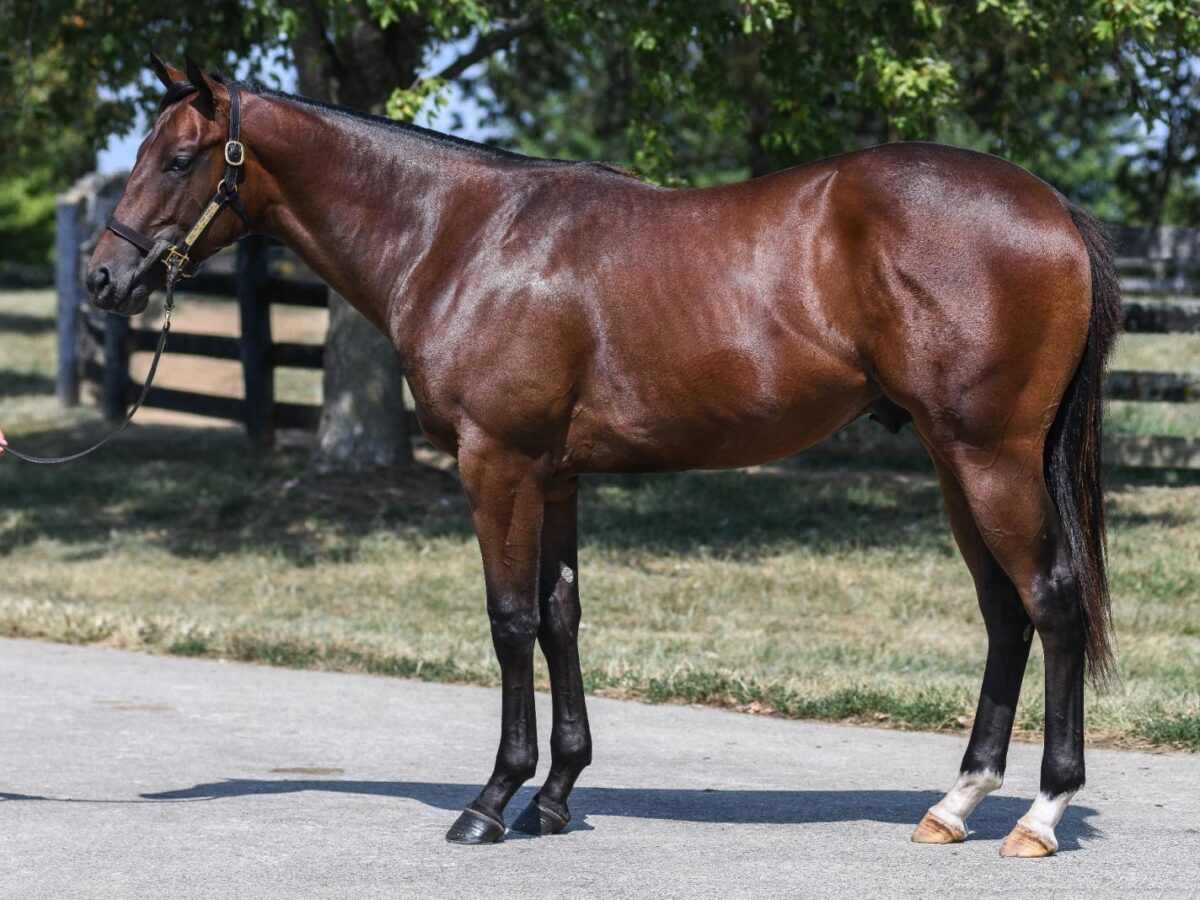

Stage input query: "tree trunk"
[
  {"left": 290, "top": 5, "right": 421, "bottom": 470},
  {"left": 312, "top": 293, "right": 411, "bottom": 471}
]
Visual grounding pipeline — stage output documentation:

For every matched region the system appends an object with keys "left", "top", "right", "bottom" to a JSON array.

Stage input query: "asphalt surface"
[{"left": 0, "top": 638, "right": 1196, "bottom": 899}]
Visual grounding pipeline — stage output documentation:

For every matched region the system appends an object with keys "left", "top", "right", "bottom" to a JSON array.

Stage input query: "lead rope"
[{"left": 1, "top": 266, "right": 178, "bottom": 465}]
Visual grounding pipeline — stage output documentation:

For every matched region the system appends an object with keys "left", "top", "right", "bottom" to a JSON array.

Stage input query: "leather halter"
[
  {"left": 1, "top": 82, "right": 251, "bottom": 466},
  {"left": 106, "top": 81, "right": 251, "bottom": 279}
]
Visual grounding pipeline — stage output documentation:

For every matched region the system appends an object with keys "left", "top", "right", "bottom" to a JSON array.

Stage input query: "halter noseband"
[{"left": 106, "top": 81, "right": 251, "bottom": 281}]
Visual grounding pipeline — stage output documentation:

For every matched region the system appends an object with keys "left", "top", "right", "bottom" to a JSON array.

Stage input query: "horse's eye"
[{"left": 166, "top": 156, "right": 193, "bottom": 173}]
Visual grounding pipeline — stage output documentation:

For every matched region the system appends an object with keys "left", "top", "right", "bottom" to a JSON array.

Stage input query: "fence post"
[
  {"left": 55, "top": 198, "right": 81, "bottom": 407},
  {"left": 237, "top": 235, "right": 274, "bottom": 447},
  {"left": 101, "top": 315, "right": 130, "bottom": 422}
]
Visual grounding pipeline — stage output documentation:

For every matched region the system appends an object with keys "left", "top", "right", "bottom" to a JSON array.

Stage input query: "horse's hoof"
[
  {"left": 511, "top": 799, "right": 570, "bottom": 835},
  {"left": 999, "top": 823, "right": 1056, "bottom": 858},
  {"left": 445, "top": 808, "right": 506, "bottom": 845},
  {"left": 911, "top": 811, "right": 965, "bottom": 844}
]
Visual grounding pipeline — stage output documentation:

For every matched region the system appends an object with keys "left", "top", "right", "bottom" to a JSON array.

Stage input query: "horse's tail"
[{"left": 1046, "top": 201, "right": 1123, "bottom": 685}]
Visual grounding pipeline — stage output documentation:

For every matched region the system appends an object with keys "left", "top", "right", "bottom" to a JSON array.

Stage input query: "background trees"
[
  {"left": 484, "top": 0, "right": 1199, "bottom": 220},
  {"left": 3, "top": 0, "right": 1196, "bottom": 466}
]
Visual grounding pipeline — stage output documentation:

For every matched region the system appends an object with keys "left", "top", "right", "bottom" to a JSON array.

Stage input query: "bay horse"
[{"left": 86, "top": 57, "right": 1120, "bottom": 857}]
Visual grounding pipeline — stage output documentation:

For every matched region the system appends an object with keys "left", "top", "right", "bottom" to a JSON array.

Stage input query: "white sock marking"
[
  {"left": 927, "top": 770, "right": 1003, "bottom": 837},
  {"left": 1015, "top": 791, "right": 1075, "bottom": 851}
]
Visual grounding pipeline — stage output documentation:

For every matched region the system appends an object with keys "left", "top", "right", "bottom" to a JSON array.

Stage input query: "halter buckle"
[
  {"left": 224, "top": 140, "right": 245, "bottom": 166},
  {"left": 163, "top": 245, "right": 192, "bottom": 276}
]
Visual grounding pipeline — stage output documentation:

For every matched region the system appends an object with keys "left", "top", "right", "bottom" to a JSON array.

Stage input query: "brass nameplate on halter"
[{"left": 183, "top": 199, "right": 223, "bottom": 247}]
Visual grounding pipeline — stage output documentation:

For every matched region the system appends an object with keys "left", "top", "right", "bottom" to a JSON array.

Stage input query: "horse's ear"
[
  {"left": 184, "top": 55, "right": 216, "bottom": 119},
  {"left": 149, "top": 51, "right": 185, "bottom": 89}
]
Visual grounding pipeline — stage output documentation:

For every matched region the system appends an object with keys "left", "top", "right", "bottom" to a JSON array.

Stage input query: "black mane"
[
  {"left": 255, "top": 84, "right": 548, "bottom": 165},
  {"left": 253, "top": 82, "right": 636, "bottom": 176},
  {"left": 157, "top": 74, "right": 636, "bottom": 176}
]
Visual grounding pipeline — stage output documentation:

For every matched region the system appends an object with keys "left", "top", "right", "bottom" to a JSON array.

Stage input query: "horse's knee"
[{"left": 488, "top": 593, "right": 539, "bottom": 654}]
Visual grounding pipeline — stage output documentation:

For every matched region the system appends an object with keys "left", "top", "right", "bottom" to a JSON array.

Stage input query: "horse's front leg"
[
  {"left": 445, "top": 438, "right": 547, "bottom": 845},
  {"left": 512, "top": 483, "right": 592, "bottom": 835}
]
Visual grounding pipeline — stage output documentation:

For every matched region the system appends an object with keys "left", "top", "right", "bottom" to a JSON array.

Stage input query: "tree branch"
[
  {"left": 306, "top": 0, "right": 347, "bottom": 83},
  {"left": 431, "top": 13, "right": 541, "bottom": 84}
]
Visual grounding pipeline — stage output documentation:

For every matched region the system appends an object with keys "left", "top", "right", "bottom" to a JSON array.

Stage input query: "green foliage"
[
  {"left": 485, "top": 0, "right": 1200, "bottom": 220},
  {"left": 2, "top": 0, "right": 1198, "bottom": 236},
  {"left": 0, "top": 129, "right": 92, "bottom": 270},
  {"left": 0, "top": 0, "right": 289, "bottom": 265},
  {"left": 0, "top": 1, "right": 284, "bottom": 181},
  {"left": 1139, "top": 710, "right": 1200, "bottom": 748},
  {"left": 387, "top": 76, "right": 446, "bottom": 121},
  {"left": 0, "top": 177, "right": 56, "bottom": 267}
]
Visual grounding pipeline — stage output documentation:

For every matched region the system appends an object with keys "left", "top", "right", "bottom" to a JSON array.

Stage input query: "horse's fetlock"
[
  {"left": 502, "top": 748, "right": 539, "bottom": 783},
  {"left": 1042, "top": 758, "right": 1085, "bottom": 797},
  {"left": 552, "top": 731, "right": 593, "bottom": 770}
]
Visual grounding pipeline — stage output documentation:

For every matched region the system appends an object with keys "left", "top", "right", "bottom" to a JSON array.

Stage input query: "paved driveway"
[{"left": 0, "top": 638, "right": 1195, "bottom": 898}]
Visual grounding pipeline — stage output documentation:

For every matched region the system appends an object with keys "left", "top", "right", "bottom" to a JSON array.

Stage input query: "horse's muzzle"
[{"left": 87, "top": 253, "right": 160, "bottom": 316}]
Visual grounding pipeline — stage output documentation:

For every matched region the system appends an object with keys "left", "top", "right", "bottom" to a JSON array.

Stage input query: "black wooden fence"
[
  {"left": 61, "top": 234, "right": 328, "bottom": 448},
  {"left": 1104, "top": 227, "right": 1200, "bottom": 469}
]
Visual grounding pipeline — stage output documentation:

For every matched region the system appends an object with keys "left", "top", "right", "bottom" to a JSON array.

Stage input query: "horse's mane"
[{"left": 181, "top": 77, "right": 640, "bottom": 179}]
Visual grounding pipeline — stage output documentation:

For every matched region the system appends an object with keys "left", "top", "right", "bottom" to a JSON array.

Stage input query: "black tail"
[{"left": 1047, "top": 202, "right": 1123, "bottom": 685}]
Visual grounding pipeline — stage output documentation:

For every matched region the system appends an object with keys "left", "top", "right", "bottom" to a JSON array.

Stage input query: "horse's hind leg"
[
  {"left": 936, "top": 447, "right": 1086, "bottom": 857},
  {"left": 913, "top": 459, "right": 1033, "bottom": 844},
  {"left": 512, "top": 483, "right": 593, "bottom": 835}
]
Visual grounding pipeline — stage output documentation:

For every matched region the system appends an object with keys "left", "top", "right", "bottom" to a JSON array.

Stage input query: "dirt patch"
[{"left": 128, "top": 298, "right": 328, "bottom": 428}]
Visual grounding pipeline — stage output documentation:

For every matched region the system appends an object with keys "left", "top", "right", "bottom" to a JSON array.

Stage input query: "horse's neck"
[{"left": 251, "top": 95, "right": 483, "bottom": 348}]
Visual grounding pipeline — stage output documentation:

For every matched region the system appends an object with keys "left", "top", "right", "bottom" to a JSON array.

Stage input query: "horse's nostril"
[{"left": 87, "top": 265, "right": 113, "bottom": 303}]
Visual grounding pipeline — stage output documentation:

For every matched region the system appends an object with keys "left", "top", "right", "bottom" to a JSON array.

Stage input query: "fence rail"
[
  {"left": 1105, "top": 226, "right": 1200, "bottom": 470},
  {"left": 62, "top": 229, "right": 326, "bottom": 447},
  {"left": 1121, "top": 298, "right": 1200, "bottom": 333}
]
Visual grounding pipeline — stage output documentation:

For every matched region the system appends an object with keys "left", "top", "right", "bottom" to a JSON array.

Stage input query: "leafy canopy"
[{"left": 1, "top": 1, "right": 1197, "bottom": 218}]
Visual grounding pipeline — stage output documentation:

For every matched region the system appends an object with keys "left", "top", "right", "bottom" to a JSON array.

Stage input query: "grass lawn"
[{"left": 1, "top": 289, "right": 1197, "bottom": 751}]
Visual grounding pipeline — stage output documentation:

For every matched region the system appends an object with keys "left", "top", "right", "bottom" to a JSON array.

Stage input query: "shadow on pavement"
[{"left": 115, "top": 780, "right": 1098, "bottom": 850}]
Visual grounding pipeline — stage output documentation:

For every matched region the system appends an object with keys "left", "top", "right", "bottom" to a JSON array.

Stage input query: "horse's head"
[{"left": 87, "top": 55, "right": 249, "bottom": 315}]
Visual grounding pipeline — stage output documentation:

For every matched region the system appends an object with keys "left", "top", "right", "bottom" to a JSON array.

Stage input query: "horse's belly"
[{"left": 562, "top": 369, "right": 873, "bottom": 474}]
